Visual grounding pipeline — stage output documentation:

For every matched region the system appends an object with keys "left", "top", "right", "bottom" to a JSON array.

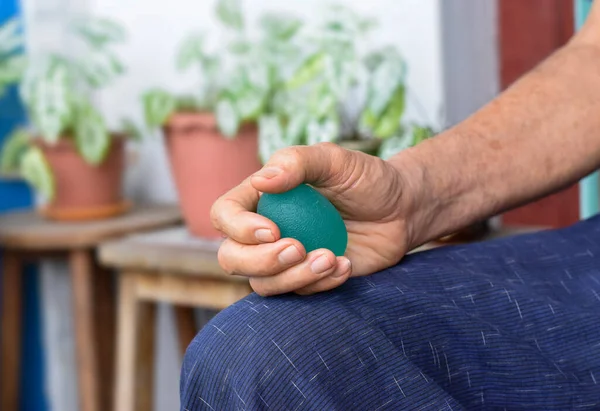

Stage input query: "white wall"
[{"left": 21, "top": 0, "right": 499, "bottom": 410}]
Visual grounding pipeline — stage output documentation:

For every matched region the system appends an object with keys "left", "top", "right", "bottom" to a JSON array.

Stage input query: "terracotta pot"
[
  {"left": 38, "top": 136, "right": 126, "bottom": 221},
  {"left": 163, "top": 112, "right": 262, "bottom": 239}
]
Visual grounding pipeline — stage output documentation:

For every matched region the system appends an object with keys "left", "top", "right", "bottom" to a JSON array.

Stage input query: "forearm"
[{"left": 390, "top": 37, "right": 600, "bottom": 248}]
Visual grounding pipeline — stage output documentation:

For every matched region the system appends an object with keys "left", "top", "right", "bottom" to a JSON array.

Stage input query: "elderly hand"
[{"left": 211, "top": 142, "right": 424, "bottom": 296}]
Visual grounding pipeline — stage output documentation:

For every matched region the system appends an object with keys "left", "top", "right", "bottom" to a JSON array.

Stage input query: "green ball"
[{"left": 257, "top": 184, "right": 348, "bottom": 256}]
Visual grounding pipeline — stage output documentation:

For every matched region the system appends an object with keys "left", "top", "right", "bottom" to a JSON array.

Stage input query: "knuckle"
[
  {"left": 217, "top": 243, "right": 235, "bottom": 275},
  {"left": 249, "top": 279, "right": 271, "bottom": 297}
]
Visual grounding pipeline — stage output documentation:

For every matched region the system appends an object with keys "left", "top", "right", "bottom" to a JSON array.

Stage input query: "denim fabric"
[{"left": 181, "top": 216, "right": 600, "bottom": 410}]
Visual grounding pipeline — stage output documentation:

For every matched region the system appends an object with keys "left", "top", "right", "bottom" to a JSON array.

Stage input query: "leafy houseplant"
[
  {"left": 0, "top": 17, "right": 138, "bottom": 220},
  {"left": 141, "top": 0, "right": 311, "bottom": 238},
  {"left": 254, "top": 4, "right": 437, "bottom": 161}
]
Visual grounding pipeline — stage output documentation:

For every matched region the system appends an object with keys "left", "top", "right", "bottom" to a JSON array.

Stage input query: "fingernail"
[
  {"left": 255, "top": 228, "right": 275, "bottom": 243},
  {"left": 334, "top": 258, "right": 352, "bottom": 278},
  {"left": 311, "top": 254, "right": 334, "bottom": 274},
  {"left": 279, "top": 245, "right": 303, "bottom": 265},
  {"left": 254, "top": 167, "right": 282, "bottom": 179}
]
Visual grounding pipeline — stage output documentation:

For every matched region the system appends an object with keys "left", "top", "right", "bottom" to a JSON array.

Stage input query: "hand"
[{"left": 211, "top": 142, "right": 422, "bottom": 296}]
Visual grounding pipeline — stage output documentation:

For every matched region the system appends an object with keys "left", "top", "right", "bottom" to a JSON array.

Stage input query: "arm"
[{"left": 394, "top": 1, "right": 600, "bottom": 248}]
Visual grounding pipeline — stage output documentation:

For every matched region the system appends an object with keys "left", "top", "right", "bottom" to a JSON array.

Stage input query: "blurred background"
[{"left": 0, "top": 0, "right": 587, "bottom": 410}]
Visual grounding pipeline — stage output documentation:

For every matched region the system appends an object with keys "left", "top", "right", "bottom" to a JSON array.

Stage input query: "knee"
[{"left": 180, "top": 294, "right": 313, "bottom": 409}]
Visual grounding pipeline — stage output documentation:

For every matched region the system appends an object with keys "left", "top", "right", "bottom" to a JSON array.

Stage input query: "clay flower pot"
[
  {"left": 163, "top": 112, "right": 262, "bottom": 239},
  {"left": 38, "top": 136, "right": 127, "bottom": 221}
]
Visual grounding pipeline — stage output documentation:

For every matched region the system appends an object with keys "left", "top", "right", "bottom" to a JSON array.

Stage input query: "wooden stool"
[
  {"left": 0, "top": 205, "right": 181, "bottom": 411},
  {"left": 98, "top": 227, "right": 252, "bottom": 411}
]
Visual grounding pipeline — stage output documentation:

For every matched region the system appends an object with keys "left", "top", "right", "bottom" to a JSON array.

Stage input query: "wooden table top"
[
  {"left": 0, "top": 204, "right": 182, "bottom": 251},
  {"left": 98, "top": 226, "right": 242, "bottom": 281},
  {"left": 98, "top": 225, "right": 545, "bottom": 280}
]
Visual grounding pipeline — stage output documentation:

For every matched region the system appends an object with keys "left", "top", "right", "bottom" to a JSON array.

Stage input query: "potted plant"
[
  {"left": 142, "top": 0, "right": 308, "bottom": 238},
  {"left": 254, "top": 3, "right": 437, "bottom": 162},
  {"left": 0, "top": 16, "right": 140, "bottom": 221}
]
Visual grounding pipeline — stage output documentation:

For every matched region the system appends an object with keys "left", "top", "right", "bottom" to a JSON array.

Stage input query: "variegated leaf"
[
  {"left": 81, "top": 49, "right": 124, "bottom": 88},
  {"left": 176, "top": 33, "right": 206, "bottom": 71},
  {"left": 235, "top": 88, "right": 265, "bottom": 121},
  {"left": 285, "top": 113, "right": 308, "bottom": 145},
  {"left": 0, "top": 17, "right": 23, "bottom": 55},
  {"left": 0, "top": 128, "right": 30, "bottom": 174},
  {"left": 215, "top": 0, "right": 244, "bottom": 31},
  {"left": 216, "top": 98, "right": 240, "bottom": 138},
  {"left": 367, "top": 55, "right": 406, "bottom": 116},
  {"left": 258, "top": 115, "right": 286, "bottom": 164},
  {"left": 259, "top": 13, "right": 302, "bottom": 41},
  {"left": 142, "top": 89, "right": 177, "bottom": 128},
  {"left": 20, "top": 147, "right": 56, "bottom": 201},
  {"left": 72, "top": 17, "right": 126, "bottom": 48},
  {"left": 378, "top": 127, "right": 414, "bottom": 160},
  {"left": 74, "top": 103, "right": 111, "bottom": 165},
  {"left": 306, "top": 117, "right": 340, "bottom": 146}
]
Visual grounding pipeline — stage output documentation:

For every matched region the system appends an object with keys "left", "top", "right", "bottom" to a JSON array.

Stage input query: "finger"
[
  {"left": 218, "top": 237, "right": 306, "bottom": 277},
  {"left": 295, "top": 257, "right": 352, "bottom": 296},
  {"left": 250, "top": 143, "right": 350, "bottom": 194},
  {"left": 211, "top": 177, "right": 281, "bottom": 245},
  {"left": 249, "top": 249, "right": 338, "bottom": 296}
]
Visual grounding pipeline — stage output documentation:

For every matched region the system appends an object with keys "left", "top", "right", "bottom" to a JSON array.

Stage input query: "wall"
[{"left": 21, "top": 0, "right": 499, "bottom": 410}]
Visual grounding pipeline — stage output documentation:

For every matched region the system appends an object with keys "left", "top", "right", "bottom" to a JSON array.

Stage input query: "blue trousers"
[{"left": 181, "top": 216, "right": 600, "bottom": 410}]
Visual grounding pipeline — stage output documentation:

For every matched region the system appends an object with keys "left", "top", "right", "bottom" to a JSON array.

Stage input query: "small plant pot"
[
  {"left": 37, "top": 136, "right": 127, "bottom": 221},
  {"left": 163, "top": 112, "right": 262, "bottom": 239},
  {"left": 337, "top": 139, "right": 383, "bottom": 156}
]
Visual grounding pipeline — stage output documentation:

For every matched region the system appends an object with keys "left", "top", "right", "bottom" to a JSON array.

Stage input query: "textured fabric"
[{"left": 181, "top": 216, "right": 600, "bottom": 410}]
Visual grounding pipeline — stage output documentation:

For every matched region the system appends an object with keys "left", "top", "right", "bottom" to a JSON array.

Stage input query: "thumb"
[{"left": 251, "top": 143, "right": 349, "bottom": 194}]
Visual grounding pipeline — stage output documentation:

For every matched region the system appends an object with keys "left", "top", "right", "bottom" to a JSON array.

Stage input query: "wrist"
[
  {"left": 387, "top": 133, "right": 482, "bottom": 249},
  {"left": 386, "top": 147, "right": 439, "bottom": 250}
]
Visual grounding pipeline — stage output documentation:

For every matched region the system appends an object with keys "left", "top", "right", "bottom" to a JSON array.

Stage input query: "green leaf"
[
  {"left": 28, "top": 57, "right": 73, "bottom": 143},
  {"left": 80, "top": 49, "right": 125, "bottom": 88},
  {"left": 215, "top": 0, "right": 244, "bottom": 31},
  {"left": 306, "top": 116, "right": 340, "bottom": 146},
  {"left": 176, "top": 33, "right": 206, "bottom": 71},
  {"left": 74, "top": 103, "right": 111, "bottom": 165},
  {"left": 309, "top": 83, "right": 337, "bottom": 120},
  {"left": 120, "top": 118, "right": 144, "bottom": 141},
  {"left": 20, "top": 147, "right": 55, "bottom": 201},
  {"left": 0, "top": 54, "right": 26, "bottom": 88},
  {"left": 259, "top": 13, "right": 302, "bottom": 40},
  {"left": 413, "top": 125, "right": 436, "bottom": 145},
  {"left": 227, "top": 39, "right": 252, "bottom": 55},
  {"left": 235, "top": 88, "right": 265, "bottom": 121},
  {"left": 285, "top": 113, "right": 309, "bottom": 145},
  {"left": 0, "top": 17, "right": 23, "bottom": 55},
  {"left": 367, "top": 54, "right": 406, "bottom": 116},
  {"left": 286, "top": 52, "right": 326, "bottom": 90},
  {"left": 142, "top": 89, "right": 177, "bottom": 128},
  {"left": 72, "top": 17, "right": 126, "bottom": 48},
  {"left": 373, "top": 85, "right": 406, "bottom": 139},
  {"left": 258, "top": 115, "right": 286, "bottom": 164},
  {"left": 359, "top": 108, "right": 378, "bottom": 134},
  {"left": 0, "top": 128, "right": 30, "bottom": 174},
  {"left": 378, "top": 127, "right": 414, "bottom": 160},
  {"left": 216, "top": 98, "right": 240, "bottom": 138}
]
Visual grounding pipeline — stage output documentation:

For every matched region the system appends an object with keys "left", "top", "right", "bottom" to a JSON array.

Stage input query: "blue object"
[
  {"left": 575, "top": 0, "right": 600, "bottom": 219},
  {"left": 0, "top": 1, "right": 49, "bottom": 410},
  {"left": 182, "top": 216, "right": 600, "bottom": 410}
]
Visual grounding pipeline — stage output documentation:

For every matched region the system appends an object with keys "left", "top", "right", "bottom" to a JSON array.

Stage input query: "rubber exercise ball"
[{"left": 257, "top": 184, "right": 348, "bottom": 256}]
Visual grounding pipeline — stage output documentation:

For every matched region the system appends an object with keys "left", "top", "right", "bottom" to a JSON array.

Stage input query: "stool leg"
[
  {"left": 114, "top": 272, "right": 156, "bottom": 411},
  {"left": 1, "top": 251, "right": 22, "bottom": 411},
  {"left": 136, "top": 300, "right": 156, "bottom": 411},
  {"left": 174, "top": 306, "right": 196, "bottom": 358},
  {"left": 93, "top": 263, "right": 116, "bottom": 411},
  {"left": 70, "top": 249, "right": 99, "bottom": 411}
]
